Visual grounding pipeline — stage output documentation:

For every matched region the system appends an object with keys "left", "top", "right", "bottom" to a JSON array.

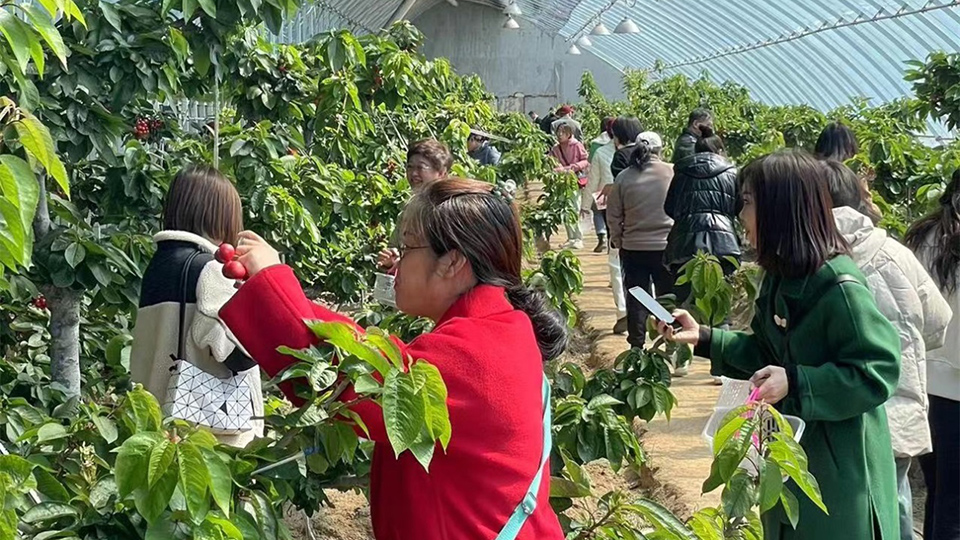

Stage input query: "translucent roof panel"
[{"left": 559, "top": 0, "right": 960, "bottom": 112}]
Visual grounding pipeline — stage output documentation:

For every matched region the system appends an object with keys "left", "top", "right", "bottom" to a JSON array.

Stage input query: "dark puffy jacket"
[
  {"left": 672, "top": 128, "right": 698, "bottom": 163},
  {"left": 663, "top": 152, "right": 741, "bottom": 270}
]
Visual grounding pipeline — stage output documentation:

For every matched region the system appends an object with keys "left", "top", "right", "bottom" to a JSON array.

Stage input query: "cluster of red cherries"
[
  {"left": 215, "top": 243, "right": 248, "bottom": 281},
  {"left": 133, "top": 117, "right": 163, "bottom": 140}
]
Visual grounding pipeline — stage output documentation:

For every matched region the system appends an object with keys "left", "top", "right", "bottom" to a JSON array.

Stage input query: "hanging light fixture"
[
  {"left": 567, "top": 43, "right": 582, "bottom": 55},
  {"left": 503, "top": 1, "right": 522, "bottom": 16},
  {"left": 577, "top": 35, "right": 592, "bottom": 47},
  {"left": 614, "top": 17, "right": 640, "bottom": 34},
  {"left": 590, "top": 20, "right": 611, "bottom": 35},
  {"left": 503, "top": 15, "right": 520, "bottom": 29}
]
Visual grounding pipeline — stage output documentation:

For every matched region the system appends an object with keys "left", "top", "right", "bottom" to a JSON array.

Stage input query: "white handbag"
[{"left": 163, "top": 250, "right": 253, "bottom": 435}]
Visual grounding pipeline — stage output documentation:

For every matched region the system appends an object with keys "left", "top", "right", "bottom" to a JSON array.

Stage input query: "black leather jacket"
[
  {"left": 663, "top": 152, "right": 742, "bottom": 270},
  {"left": 672, "top": 128, "right": 698, "bottom": 163}
]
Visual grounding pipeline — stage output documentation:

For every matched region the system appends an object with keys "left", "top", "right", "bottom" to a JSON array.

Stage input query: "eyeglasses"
[
  {"left": 406, "top": 162, "right": 435, "bottom": 172},
  {"left": 398, "top": 244, "right": 431, "bottom": 259}
]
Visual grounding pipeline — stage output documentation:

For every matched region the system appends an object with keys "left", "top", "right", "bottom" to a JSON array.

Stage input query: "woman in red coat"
[{"left": 219, "top": 178, "right": 567, "bottom": 540}]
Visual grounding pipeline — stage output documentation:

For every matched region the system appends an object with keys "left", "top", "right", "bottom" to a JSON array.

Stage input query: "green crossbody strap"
[{"left": 494, "top": 374, "right": 552, "bottom": 540}]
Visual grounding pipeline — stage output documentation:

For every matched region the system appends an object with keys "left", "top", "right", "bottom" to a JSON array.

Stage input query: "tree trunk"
[
  {"left": 43, "top": 285, "right": 82, "bottom": 397},
  {"left": 33, "top": 174, "right": 82, "bottom": 397}
]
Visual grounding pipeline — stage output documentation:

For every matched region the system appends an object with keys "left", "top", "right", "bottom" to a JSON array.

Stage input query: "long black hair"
[
  {"left": 694, "top": 126, "right": 725, "bottom": 155},
  {"left": 741, "top": 149, "right": 849, "bottom": 279},
  {"left": 401, "top": 178, "right": 568, "bottom": 361},
  {"left": 905, "top": 170, "right": 960, "bottom": 294},
  {"left": 815, "top": 122, "right": 859, "bottom": 161}
]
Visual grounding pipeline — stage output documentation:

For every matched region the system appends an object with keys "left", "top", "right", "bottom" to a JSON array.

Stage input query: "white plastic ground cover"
[
  {"left": 373, "top": 272, "right": 397, "bottom": 308},
  {"left": 702, "top": 405, "right": 805, "bottom": 475}
]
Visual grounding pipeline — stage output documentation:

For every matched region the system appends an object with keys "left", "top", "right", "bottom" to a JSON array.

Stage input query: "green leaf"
[
  {"left": 309, "top": 361, "right": 338, "bottom": 392},
  {"left": 0, "top": 454, "right": 36, "bottom": 488},
  {"left": 167, "top": 27, "right": 189, "bottom": 65},
  {"left": 353, "top": 374, "right": 381, "bottom": 394},
  {"left": 0, "top": 10, "right": 34, "bottom": 75},
  {"left": 145, "top": 519, "right": 177, "bottom": 540},
  {"left": 194, "top": 43, "right": 211, "bottom": 77},
  {"left": 36, "top": 422, "right": 67, "bottom": 443},
  {"left": 652, "top": 384, "right": 676, "bottom": 421},
  {"left": 759, "top": 457, "right": 783, "bottom": 513},
  {"left": 25, "top": 6, "right": 67, "bottom": 69},
  {"left": 0, "top": 155, "right": 40, "bottom": 265},
  {"left": 712, "top": 406, "right": 750, "bottom": 454},
  {"left": 382, "top": 369, "right": 424, "bottom": 457},
  {"left": 14, "top": 113, "right": 69, "bottom": 196},
  {"left": 411, "top": 361, "right": 450, "bottom": 449},
  {"left": 177, "top": 442, "right": 211, "bottom": 524},
  {"left": 181, "top": 0, "right": 197, "bottom": 20},
  {"left": 133, "top": 466, "right": 177, "bottom": 524},
  {"left": 626, "top": 499, "right": 697, "bottom": 539},
  {"left": 20, "top": 502, "right": 79, "bottom": 524},
  {"left": 33, "top": 468, "right": 69, "bottom": 502},
  {"left": 116, "top": 432, "right": 163, "bottom": 497},
  {"left": 91, "top": 415, "right": 118, "bottom": 443},
  {"left": 197, "top": 0, "right": 216, "bottom": 17},
  {"left": 721, "top": 469, "right": 757, "bottom": 519},
  {"left": 586, "top": 394, "right": 623, "bottom": 409},
  {"left": 201, "top": 447, "right": 232, "bottom": 517},
  {"left": 148, "top": 438, "right": 176, "bottom": 488},
  {"left": 98, "top": 1, "right": 122, "bottom": 31},
  {"left": 768, "top": 435, "right": 827, "bottom": 514},
  {"left": 206, "top": 515, "right": 243, "bottom": 540},
  {"left": 88, "top": 477, "right": 117, "bottom": 510},
  {"left": 780, "top": 487, "right": 800, "bottom": 529},
  {"left": 307, "top": 321, "right": 392, "bottom": 375},
  {"left": 64, "top": 242, "right": 85, "bottom": 268},
  {"left": 125, "top": 387, "right": 163, "bottom": 432}
]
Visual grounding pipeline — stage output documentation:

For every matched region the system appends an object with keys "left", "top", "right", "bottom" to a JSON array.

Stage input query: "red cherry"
[
  {"left": 222, "top": 260, "right": 248, "bottom": 281},
  {"left": 216, "top": 243, "right": 236, "bottom": 263},
  {"left": 32, "top": 296, "right": 47, "bottom": 310}
]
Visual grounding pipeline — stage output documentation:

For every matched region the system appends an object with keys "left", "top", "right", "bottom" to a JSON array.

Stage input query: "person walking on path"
[
  {"left": 583, "top": 118, "right": 616, "bottom": 253},
  {"left": 606, "top": 132, "right": 674, "bottom": 349},
  {"left": 672, "top": 108, "right": 712, "bottom": 163},
  {"left": 220, "top": 179, "right": 567, "bottom": 540},
  {"left": 549, "top": 123, "right": 589, "bottom": 250},
  {"left": 660, "top": 149, "right": 901, "bottom": 540},
  {"left": 663, "top": 127, "right": 741, "bottom": 299},
  {"left": 825, "top": 160, "right": 952, "bottom": 540},
  {"left": 550, "top": 105, "right": 583, "bottom": 141},
  {"left": 905, "top": 170, "right": 960, "bottom": 540}
]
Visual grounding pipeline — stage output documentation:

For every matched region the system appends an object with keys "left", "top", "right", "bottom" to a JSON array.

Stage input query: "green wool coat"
[{"left": 706, "top": 256, "right": 901, "bottom": 540}]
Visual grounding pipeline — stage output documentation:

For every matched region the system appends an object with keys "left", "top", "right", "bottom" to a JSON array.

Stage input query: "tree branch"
[{"left": 33, "top": 173, "right": 50, "bottom": 239}]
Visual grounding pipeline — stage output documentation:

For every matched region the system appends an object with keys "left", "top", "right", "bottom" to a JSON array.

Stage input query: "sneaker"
[
  {"left": 674, "top": 364, "right": 689, "bottom": 377},
  {"left": 712, "top": 376, "right": 723, "bottom": 386},
  {"left": 613, "top": 317, "right": 628, "bottom": 335},
  {"left": 560, "top": 239, "right": 584, "bottom": 250}
]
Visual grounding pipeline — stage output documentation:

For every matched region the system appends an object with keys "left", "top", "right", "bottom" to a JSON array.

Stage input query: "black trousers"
[
  {"left": 620, "top": 249, "right": 673, "bottom": 348},
  {"left": 920, "top": 394, "right": 960, "bottom": 540}
]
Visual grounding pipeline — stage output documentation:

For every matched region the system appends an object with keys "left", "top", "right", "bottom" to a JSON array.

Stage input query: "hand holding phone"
[{"left": 628, "top": 287, "right": 682, "bottom": 329}]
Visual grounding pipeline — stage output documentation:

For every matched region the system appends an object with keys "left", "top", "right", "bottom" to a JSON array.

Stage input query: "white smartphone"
[{"left": 628, "top": 286, "right": 681, "bottom": 328}]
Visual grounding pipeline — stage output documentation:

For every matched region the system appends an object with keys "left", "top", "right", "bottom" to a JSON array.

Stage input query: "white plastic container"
[
  {"left": 713, "top": 377, "right": 753, "bottom": 409},
  {"left": 702, "top": 405, "right": 806, "bottom": 475},
  {"left": 373, "top": 273, "right": 397, "bottom": 308}
]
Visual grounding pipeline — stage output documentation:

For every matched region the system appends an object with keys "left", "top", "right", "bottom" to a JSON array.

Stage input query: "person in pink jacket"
[{"left": 549, "top": 123, "right": 590, "bottom": 250}]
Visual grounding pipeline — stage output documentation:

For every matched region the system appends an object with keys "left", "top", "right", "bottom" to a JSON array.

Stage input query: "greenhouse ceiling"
[{"left": 294, "top": 0, "right": 960, "bottom": 114}]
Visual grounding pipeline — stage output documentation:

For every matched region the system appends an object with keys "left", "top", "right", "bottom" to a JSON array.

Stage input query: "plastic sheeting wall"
[{"left": 413, "top": 2, "right": 625, "bottom": 115}]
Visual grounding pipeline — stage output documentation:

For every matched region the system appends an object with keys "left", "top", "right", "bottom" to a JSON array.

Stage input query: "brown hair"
[
  {"left": 822, "top": 159, "right": 881, "bottom": 224},
  {"left": 407, "top": 138, "right": 453, "bottom": 174},
  {"left": 555, "top": 123, "right": 575, "bottom": 138},
  {"left": 740, "top": 149, "right": 848, "bottom": 279},
  {"left": 162, "top": 165, "right": 243, "bottom": 245},
  {"left": 401, "top": 178, "right": 567, "bottom": 361}
]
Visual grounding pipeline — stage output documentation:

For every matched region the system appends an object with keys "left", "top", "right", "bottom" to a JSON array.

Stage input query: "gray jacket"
[
  {"left": 606, "top": 159, "right": 675, "bottom": 252},
  {"left": 469, "top": 142, "right": 501, "bottom": 166}
]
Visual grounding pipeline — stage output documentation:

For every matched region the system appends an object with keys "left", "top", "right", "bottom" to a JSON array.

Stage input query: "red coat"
[{"left": 220, "top": 265, "right": 563, "bottom": 540}]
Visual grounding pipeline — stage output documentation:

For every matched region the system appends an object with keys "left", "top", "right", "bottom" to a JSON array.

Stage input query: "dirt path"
[{"left": 568, "top": 231, "right": 723, "bottom": 514}]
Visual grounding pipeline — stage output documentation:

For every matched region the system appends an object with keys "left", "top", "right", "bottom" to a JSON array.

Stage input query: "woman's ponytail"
[
  {"left": 629, "top": 142, "right": 653, "bottom": 170},
  {"left": 506, "top": 285, "right": 568, "bottom": 362}
]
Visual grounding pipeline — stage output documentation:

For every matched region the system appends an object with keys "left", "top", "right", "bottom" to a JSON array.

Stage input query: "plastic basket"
[
  {"left": 702, "top": 405, "right": 806, "bottom": 475},
  {"left": 373, "top": 273, "right": 397, "bottom": 308}
]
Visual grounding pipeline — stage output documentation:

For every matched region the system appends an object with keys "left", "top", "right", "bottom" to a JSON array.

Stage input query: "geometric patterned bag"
[{"left": 162, "top": 250, "right": 253, "bottom": 435}]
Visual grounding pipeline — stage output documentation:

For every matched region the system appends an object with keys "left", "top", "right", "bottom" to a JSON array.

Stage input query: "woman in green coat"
[{"left": 661, "top": 149, "right": 901, "bottom": 539}]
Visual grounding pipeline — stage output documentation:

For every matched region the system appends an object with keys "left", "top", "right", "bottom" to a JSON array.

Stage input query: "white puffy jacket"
[{"left": 834, "top": 207, "right": 953, "bottom": 457}]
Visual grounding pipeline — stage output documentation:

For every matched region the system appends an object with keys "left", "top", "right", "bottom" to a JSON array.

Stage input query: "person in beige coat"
[
  {"left": 825, "top": 160, "right": 952, "bottom": 540},
  {"left": 130, "top": 166, "right": 263, "bottom": 448}
]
